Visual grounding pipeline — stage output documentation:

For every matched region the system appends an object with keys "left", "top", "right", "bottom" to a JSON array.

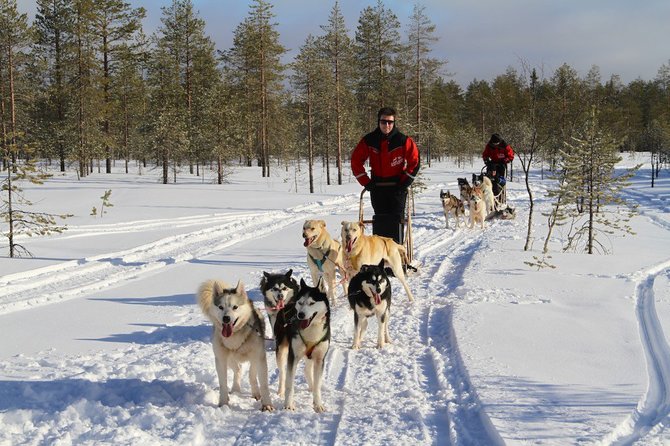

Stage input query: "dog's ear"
[
  {"left": 378, "top": 259, "right": 385, "bottom": 269},
  {"left": 319, "top": 220, "right": 326, "bottom": 228},
  {"left": 300, "top": 277, "right": 308, "bottom": 289},
  {"left": 358, "top": 221, "right": 365, "bottom": 232},
  {"left": 235, "top": 280, "right": 245, "bottom": 295},
  {"left": 285, "top": 269, "right": 293, "bottom": 278}
]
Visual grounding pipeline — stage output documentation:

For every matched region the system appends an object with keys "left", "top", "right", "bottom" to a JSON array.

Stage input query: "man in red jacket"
[
  {"left": 482, "top": 133, "right": 514, "bottom": 196},
  {"left": 351, "top": 107, "right": 420, "bottom": 244}
]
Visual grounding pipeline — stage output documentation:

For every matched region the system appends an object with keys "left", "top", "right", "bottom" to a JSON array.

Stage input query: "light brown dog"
[
  {"left": 440, "top": 189, "right": 465, "bottom": 229},
  {"left": 340, "top": 221, "right": 414, "bottom": 302},
  {"left": 302, "top": 219, "right": 346, "bottom": 303},
  {"left": 469, "top": 187, "right": 487, "bottom": 230}
]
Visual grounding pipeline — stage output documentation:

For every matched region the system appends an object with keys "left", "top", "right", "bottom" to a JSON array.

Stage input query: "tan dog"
[
  {"left": 469, "top": 187, "right": 487, "bottom": 230},
  {"left": 340, "top": 221, "right": 414, "bottom": 302},
  {"left": 302, "top": 219, "right": 346, "bottom": 304},
  {"left": 440, "top": 189, "right": 465, "bottom": 229}
]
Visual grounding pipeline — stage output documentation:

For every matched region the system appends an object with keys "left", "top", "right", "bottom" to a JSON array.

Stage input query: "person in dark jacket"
[
  {"left": 351, "top": 107, "right": 420, "bottom": 244},
  {"left": 482, "top": 133, "right": 514, "bottom": 196}
]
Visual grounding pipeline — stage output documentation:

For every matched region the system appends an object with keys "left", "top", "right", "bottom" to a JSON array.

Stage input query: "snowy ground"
[{"left": 1, "top": 155, "right": 669, "bottom": 445}]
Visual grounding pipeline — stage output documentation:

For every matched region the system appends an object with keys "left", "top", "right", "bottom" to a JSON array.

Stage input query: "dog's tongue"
[
  {"left": 346, "top": 238, "right": 354, "bottom": 252},
  {"left": 303, "top": 237, "right": 309, "bottom": 247},
  {"left": 374, "top": 293, "right": 382, "bottom": 305},
  {"left": 221, "top": 323, "right": 233, "bottom": 338},
  {"left": 300, "top": 318, "right": 311, "bottom": 330},
  {"left": 276, "top": 299, "right": 285, "bottom": 310}
]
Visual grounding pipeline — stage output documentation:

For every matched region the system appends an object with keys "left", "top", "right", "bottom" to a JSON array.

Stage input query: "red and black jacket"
[
  {"left": 482, "top": 143, "right": 514, "bottom": 164},
  {"left": 351, "top": 127, "right": 420, "bottom": 188}
]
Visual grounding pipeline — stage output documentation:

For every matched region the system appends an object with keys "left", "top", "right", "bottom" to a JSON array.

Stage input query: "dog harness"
[
  {"left": 299, "top": 330, "right": 330, "bottom": 359},
  {"left": 308, "top": 252, "right": 328, "bottom": 273}
]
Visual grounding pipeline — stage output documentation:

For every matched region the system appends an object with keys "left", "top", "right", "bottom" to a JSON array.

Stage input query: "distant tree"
[
  {"left": 90, "top": 0, "right": 145, "bottom": 174},
  {"left": 405, "top": 3, "right": 442, "bottom": 165},
  {"left": 320, "top": 1, "right": 354, "bottom": 185},
  {"left": 354, "top": 0, "right": 401, "bottom": 128},
  {"left": 292, "top": 34, "right": 328, "bottom": 193},
  {"left": 222, "top": 0, "right": 286, "bottom": 177},
  {"left": 32, "top": 0, "right": 75, "bottom": 172}
]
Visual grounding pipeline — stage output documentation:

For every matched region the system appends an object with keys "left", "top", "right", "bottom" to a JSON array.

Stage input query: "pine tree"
[
  {"left": 320, "top": 1, "right": 354, "bottom": 185},
  {"left": 557, "top": 107, "right": 640, "bottom": 254},
  {"left": 354, "top": 0, "right": 401, "bottom": 128},
  {"left": 292, "top": 35, "right": 327, "bottom": 193},
  {"left": 90, "top": 0, "right": 145, "bottom": 173},
  {"left": 32, "top": 0, "right": 75, "bottom": 172},
  {"left": 405, "top": 3, "right": 442, "bottom": 163}
]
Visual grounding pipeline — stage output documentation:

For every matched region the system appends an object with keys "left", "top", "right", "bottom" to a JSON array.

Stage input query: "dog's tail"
[{"left": 197, "top": 279, "right": 228, "bottom": 315}]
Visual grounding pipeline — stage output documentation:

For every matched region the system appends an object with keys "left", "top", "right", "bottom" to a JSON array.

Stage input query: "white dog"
[{"left": 197, "top": 280, "right": 274, "bottom": 411}]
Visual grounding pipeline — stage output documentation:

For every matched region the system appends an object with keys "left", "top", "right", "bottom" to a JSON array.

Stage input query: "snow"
[{"left": 1, "top": 154, "right": 669, "bottom": 445}]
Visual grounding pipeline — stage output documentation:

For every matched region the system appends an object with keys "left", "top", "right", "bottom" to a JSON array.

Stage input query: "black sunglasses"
[{"left": 379, "top": 119, "right": 395, "bottom": 125}]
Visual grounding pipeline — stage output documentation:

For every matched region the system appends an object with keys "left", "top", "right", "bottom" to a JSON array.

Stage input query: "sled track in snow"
[
  {"left": 0, "top": 195, "right": 360, "bottom": 316},
  {"left": 602, "top": 259, "right": 670, "bottom": 445}
]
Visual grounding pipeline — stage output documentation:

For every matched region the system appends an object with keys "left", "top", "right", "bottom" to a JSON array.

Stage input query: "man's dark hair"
[{"left": 377, "top": 107, "right": 397, "bottom": 120}]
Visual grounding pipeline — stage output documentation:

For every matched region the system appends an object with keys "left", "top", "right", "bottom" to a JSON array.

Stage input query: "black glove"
[{"left": 364, "top": 179, "right": 376, "bottom": 191}]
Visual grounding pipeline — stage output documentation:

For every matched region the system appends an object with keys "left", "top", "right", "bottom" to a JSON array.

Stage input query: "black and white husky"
[
  {"left": 347, "top": 260, "right": 392, "bottom": 349},
  {"left": 260, "top": 270, "right": 299, "bottom": 398},
  {"left": 284, "top": 278, "right": 331, "bottom": 413}
]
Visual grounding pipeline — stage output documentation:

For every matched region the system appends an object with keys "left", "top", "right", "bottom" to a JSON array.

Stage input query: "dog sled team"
[
  {"left": 197, "top": 218, "right": 413, "bottom": 413},
  {"left": 195, "top": 108, "right": 514, "bottom": 414},
  {"left": 441, "top": 133, "right": 516, "bottom": 230}
]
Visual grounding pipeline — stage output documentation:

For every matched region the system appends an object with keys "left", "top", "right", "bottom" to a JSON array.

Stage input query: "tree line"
[{"left": 1, "top": 0, "right": 669, "bottom": 258}]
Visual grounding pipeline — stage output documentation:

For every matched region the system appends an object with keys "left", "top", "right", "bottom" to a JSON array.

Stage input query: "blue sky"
[{"left": 17, "top": 0, "right": 670, "bottom": 87}]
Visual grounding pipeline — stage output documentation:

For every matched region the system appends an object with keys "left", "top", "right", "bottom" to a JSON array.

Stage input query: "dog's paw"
[
  {"left": 218, "top": 397, "right": 229, "bottom": 407},
  {"left": 252, "top": 391, "right": 261, "bottom": 401},
  {"left": 261, "top": 404, "right": 275, "bottom": 412},
  {"left": 231, "top": 384, "right": 242, "bottom": 393},
  {"left": 313, "top": 403, "right": 327, "bottom": 413},
  {"left": 284, "top": 402, "right": 296, "bottom": 411},
  {"left": 351, "top": 344, "right": 360, "bottom": 350}
]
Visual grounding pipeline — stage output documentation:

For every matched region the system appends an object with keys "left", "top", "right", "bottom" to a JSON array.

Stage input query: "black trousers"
[
  {"left": 370, "top": 184, "right": 407, "bottom": 244},
  {"left": 486, "top": 162, "right": 507, "bottom": 196}
]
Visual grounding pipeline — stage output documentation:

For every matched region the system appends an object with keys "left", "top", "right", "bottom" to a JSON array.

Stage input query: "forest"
[{"left": 1, "top": 0, "right": 669, "bottom": 188}]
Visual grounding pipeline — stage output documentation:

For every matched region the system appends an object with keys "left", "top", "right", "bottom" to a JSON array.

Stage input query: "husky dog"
[
  {"left": 302, "top": 219, "right": 346, "bottom": 304},
  {"left": 469, "top": 187, "right": 487, "bottom": 230},
  {"left": 341, "top": 221, "right": 414, "bottom": 302},
  {"left": 440, "top": 189, "right": 465, "bottom": 229},
  {"left": 457, "top": 177, "right": 473, "bottom": 206},
  {"left": 197, "top": 280, "right": 274, "bottom": 411},
  {"left": 285, "top": 278, "right": 331, "bottom": 413},
  {"left": 260, "top": 270, "right": 299, "bottom": 398},
  {"left": 473, "top": 173, "right": 495, "bottom": 214},
  {"left": 347, "top": 260, "right": 392, "bottom": 349}
]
